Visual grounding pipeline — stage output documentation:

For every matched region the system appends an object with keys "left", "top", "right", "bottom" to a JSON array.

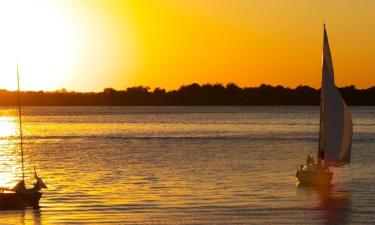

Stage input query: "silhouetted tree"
[{"left": 0, "top": 83, "right": 374, "bottom": 106}]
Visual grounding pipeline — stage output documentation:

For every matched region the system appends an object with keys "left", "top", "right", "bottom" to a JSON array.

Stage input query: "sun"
[{"left": 0, "top": 0, "right": 77, "bottom": 91}]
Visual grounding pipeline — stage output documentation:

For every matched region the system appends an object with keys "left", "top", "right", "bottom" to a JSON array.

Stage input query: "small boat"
[
  {"left": 0, "top": 65, "right": 47, "bottom": 209},
  {"left": 296, "top": 25, "right": 353, "bottom": 185}
]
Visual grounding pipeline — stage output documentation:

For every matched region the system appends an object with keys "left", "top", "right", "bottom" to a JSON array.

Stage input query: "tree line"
[{"left": 0, "top": 83, "right": 374, "bottom": 106}]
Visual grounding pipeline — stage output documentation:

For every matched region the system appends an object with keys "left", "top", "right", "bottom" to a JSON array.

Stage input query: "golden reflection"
[
  {"left": 0, "top": 208, "right": 41, "bottom": 225},
  {"left": 317, "top": 188, "right": 351, "bottom": 225},
  {"left": 0, "top": 170, "right": 17, "bottom": 187},
  {"left": 0, "top": 117, "right": 17, "bottom": 138},
  {"left": 0, "top": 116, "right": 20, "bottom": 188},
  {"left": 297, "top": 183, "right": 351, "bottom": 225},
  {"left": 0, "top": 139, "right": 19, "bottom": 187}
]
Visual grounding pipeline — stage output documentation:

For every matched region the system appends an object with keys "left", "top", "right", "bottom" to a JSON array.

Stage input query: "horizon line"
[{"left": 0, "top": 82, "right": 369, "bottom": 93}]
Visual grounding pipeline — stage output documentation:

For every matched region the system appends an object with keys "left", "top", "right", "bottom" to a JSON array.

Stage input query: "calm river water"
[{"left": 0, "top": 106, "right": 374, "bottom": 224}]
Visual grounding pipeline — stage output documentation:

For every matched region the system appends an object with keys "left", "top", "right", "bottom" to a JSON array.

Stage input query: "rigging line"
[{"left": 17, "top": 63, "right": 25, "bottom": 181}]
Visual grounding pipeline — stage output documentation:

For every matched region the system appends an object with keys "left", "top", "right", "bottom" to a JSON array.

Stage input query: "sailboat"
[
  {"left": 0, "top": 64, "right": 47, "bottom": 209},
  {"left": 296, "top": 25, "right": 353, "bottom": 185}
]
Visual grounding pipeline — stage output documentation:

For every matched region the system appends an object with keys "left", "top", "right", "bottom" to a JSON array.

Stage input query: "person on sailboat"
[
  {"left": 34, "top": 171, "right": 47, "bottom": 190},
  {"left": 11, "top": 171, "right": 47, "bottom": 194},
  {"left": 12, "top": 180, "right": 27, "bottom": 193},
  {"left": 319, "top": 149, "right": 325, "bottom": 160},
  {"left": 306, "top": 155, "right": 315, "bottom": 165}
]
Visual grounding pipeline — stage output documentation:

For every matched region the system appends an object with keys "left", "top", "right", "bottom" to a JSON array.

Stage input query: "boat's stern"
[{"left": 296, "top": 164, "right": 333, "bottom": 185}]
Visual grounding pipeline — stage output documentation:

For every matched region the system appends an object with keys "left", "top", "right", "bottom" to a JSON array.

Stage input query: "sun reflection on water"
[
  {"left": 0, "top": 106, "right": 373, "bottom": 224},
  {"left": 0, "top": 116, "right": 18, "bottom": 138},
  {"left": 0, "top": 116, "right": 21, "bottom": 188}
]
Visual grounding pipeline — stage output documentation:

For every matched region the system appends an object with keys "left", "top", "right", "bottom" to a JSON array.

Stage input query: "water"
[{"left": 0, "top": 106, "right": 374, "bottom": 224}]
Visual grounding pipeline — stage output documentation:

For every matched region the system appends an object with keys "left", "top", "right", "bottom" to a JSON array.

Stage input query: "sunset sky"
[{"left": 0, "top": 0, "right": 374, "bottom": 91}]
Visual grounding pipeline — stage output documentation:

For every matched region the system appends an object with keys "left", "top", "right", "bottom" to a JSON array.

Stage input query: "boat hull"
[
  {"left": 0, "top": 192, "right": 42, "bottom": 209},
  {"left": 296, "top": 170, "right": 333, "bottom": 185}
]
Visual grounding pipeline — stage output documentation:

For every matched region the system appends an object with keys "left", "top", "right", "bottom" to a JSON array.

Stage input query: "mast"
[
  {"left": 17, "top": 64, "right": 25, "bottom": 181},
  {"left": 317, "top": 24, "right": 326, "bottom": 162}
]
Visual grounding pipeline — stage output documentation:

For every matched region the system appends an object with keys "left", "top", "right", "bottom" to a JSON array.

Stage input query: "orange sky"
[{"left": 0, "top": 0, "right": 374, "bottom": 91}]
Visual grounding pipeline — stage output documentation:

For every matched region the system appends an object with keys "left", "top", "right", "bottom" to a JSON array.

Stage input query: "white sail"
[{"left": 318, "top": 26, "right": 353, "bottom": 167}]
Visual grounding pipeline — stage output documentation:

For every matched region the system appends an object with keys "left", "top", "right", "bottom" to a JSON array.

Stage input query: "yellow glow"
[
  {"left": 0, "top": 117, "right": 17, "bottom": 138},
  {"left": 0, "top": 112, "right": 38, "bottom": 189},
  {"left": 0, "top": 117, "right": 19, "bottom": 187},
  {"left": 0, "top": 0, "right": 80, "bottom": 91},
  {"left": 0, "top": 140, "right": 18, "bottom": 187},
  {"left": 0, "top": 0, "right": 374, "bottom": 91},
  {"left": 0, "top": 169, "right": 17, "bottom": 188}
]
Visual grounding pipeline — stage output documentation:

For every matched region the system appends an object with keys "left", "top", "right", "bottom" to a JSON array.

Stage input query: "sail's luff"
[
  {"left": 318, "top": 28, "right": 326, "bottom": 160},
  {"left": 320, "top": 26, "right": 353, "bottom": 167}
]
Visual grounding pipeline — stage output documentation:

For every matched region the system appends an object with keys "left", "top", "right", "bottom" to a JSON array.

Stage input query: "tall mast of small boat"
[{"left": 17, "top": 64, "right": 25, "bottom": 181}]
